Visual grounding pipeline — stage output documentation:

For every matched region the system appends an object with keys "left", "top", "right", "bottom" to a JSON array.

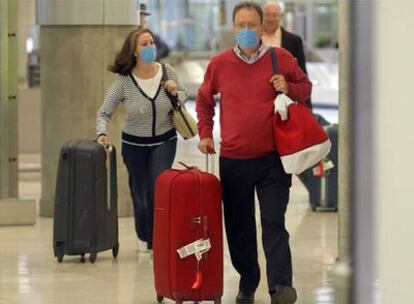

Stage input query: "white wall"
[{"left": 374, "top": 0, "right": 414, "bottom": 302}]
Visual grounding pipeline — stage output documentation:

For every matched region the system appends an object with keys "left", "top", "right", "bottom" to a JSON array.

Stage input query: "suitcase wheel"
[
  {"left": 89, "top": 251, "right": 97, "bottom": 263},
  {"left": 112, "top": 245, "right": 119, "bottom": 258},
  {"left": 80, "top": 254, "right": 86, "bottom": 263},
  {"left": 156, "top": 296, "right": 163, "bottom": 303},
  {"left": 56, "top": 251, "right": 64, "bottom": 263},
  {"left": 214, "top": 298, "right": 222, "bottom": 304}
]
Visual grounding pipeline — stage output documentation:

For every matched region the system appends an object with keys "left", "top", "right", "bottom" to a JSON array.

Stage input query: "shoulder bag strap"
[
  {"left": 161, "top": 63, "right": 180, "bottom": 110},
  {"left": 270, "top": 47, "right": 279, "bottom": 75}
]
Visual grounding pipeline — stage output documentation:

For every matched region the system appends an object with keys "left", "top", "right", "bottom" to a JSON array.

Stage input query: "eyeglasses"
[{"left": 234, "top": 22, "right": 261, "bottom": 30}]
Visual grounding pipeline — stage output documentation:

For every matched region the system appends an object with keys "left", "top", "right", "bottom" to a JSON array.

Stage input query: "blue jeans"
[{"left": 121, "top": 139, "right": 177, "bottom": 248}]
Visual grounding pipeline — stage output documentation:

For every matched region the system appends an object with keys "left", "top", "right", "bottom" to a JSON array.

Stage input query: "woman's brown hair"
[{"left": 108, "top": 26, "right": 154, "bottom": 75}]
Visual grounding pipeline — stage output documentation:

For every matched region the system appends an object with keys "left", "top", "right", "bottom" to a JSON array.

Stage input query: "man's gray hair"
[{"left": 263, "top": 1, "right": 285, "bottom": 13}]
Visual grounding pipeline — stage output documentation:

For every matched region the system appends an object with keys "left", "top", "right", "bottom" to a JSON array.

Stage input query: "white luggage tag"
[{"left": 177, "top": 238, "right": 211, "bottom": 260}]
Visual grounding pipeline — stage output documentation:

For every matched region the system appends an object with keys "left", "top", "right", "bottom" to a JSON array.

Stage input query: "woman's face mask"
[
  {"left": 140, "top": 45, "right": 157, "bottom": 63},
  {"left": 236, "top": 28, "right": 259, "bottom": 49}
]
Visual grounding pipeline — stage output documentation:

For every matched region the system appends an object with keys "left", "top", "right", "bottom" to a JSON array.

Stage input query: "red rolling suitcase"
[{"left": 153, "top": 157, "right": 223, "bottom": 304}]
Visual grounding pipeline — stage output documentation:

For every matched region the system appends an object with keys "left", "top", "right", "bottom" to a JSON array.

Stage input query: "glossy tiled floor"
[{"left": 1, "top": 105, "right": 339, "bottom": 303}]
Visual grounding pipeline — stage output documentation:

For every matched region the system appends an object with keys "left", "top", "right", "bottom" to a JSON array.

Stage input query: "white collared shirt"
[
  {"left": 233, "top": 41, "right": 269, "bottom": 64},
  {"left": 262, "top": 27, "right": 282, "bottom": 48}
]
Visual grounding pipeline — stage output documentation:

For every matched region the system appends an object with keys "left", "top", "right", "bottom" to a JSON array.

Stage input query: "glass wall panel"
[{"left": 147, "top": 0, "right": 220, "bottom": 52}]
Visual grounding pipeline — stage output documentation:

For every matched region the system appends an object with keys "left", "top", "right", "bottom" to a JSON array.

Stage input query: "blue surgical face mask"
[
  {"left": 140, "top": 45, "right": 157, "bottom": 63},
  {"left": 236, "top": 29, "right": 259, "bottom": 49}
]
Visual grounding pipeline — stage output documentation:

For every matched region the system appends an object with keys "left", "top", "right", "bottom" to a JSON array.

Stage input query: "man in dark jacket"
[{"left": 262, "top": 1, "right": 312, "bottom": 109}]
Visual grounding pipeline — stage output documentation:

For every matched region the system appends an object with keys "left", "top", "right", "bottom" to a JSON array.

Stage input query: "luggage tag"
[
  {"left": 312, "top": 160, "right": 334, "bottom": 177},
  {"left": 191, "top": 268, "right": 203, "bottom": 290},
  {"left": 177, "top": 239, "right": 211, "bottom": 290},
  {"left": 176, "top": 238, "right": 211, "bottom": 259}
]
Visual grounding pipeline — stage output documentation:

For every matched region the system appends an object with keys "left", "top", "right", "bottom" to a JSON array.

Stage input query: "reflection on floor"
[{"left": 0, "top": 202, "right": 337, "bottom": 304}]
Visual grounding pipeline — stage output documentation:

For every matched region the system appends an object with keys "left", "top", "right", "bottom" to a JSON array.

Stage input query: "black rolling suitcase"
[
  {"left": 53, "top": 140, "right": 119, "bottom": 263},
  {"left": 299, "top": 124, "right": 338, "bottom": 212}
]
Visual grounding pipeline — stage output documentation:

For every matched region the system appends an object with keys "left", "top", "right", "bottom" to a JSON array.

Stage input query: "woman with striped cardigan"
[{"left": 96, "top": 26, "right": 188, "bottom": 251}]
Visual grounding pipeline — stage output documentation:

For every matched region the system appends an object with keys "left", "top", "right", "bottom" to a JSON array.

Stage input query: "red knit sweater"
[{"left": 196, "top": 48, "right": 312, "bottom": 159}]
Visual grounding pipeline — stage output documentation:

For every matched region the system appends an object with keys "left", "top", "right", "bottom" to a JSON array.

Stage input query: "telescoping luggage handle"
[
  {"left": 178, "top": 152, "right": 216, "bottom": 175},
  {"left": 104, "top": 145, "right": 113, "bottom": 211},
  {"left": 205, "top": 152, "right": 216, "bottom": 175}
]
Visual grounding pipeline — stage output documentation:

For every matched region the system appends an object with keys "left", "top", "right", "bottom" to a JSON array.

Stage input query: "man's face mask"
[
  {"left": 140, "top": 45, "right": 157, "bottom": 63},
  {"left": 236, "top": 28, "right": 259, "bottom": 49}
]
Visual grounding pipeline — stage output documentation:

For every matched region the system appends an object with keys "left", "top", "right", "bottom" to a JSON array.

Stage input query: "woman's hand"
[
  {"left": 164, "top": 80, "right": 178, "bottom": 96},
  {"left": 97, "top": 134, "right": 110, "bottom": 147}
]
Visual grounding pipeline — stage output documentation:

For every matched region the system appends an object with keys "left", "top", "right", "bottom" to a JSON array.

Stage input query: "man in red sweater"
[{"left": 196, "top": 2, "right": 312, "bottom": 304}]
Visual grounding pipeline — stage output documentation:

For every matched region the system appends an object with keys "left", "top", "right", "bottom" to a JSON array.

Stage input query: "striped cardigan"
[{"left": 96, "top": 63, "right": 188, "bottom": 146}]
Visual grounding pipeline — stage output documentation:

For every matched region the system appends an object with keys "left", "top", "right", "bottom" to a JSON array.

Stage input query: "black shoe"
[
  {"left": 270, "top": 286, "right": 297, "bottom": 304},
  {"left": 236, "top": 291, "right": 255, "bottom": 304}
]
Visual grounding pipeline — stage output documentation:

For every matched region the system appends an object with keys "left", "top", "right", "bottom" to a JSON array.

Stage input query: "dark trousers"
[
  {"left": 219, "top": 152, "right": 292, "bottom": 293},
  {"left": 122, "top": 139, "right": 177, "bottom": 248}
]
